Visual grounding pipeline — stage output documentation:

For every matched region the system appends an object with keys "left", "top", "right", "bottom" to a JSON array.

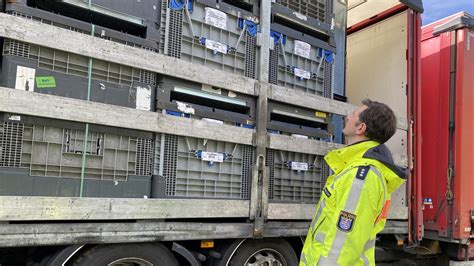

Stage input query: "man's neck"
[{"left": 346, "top": 136, "right": 369, "bottom": 145}]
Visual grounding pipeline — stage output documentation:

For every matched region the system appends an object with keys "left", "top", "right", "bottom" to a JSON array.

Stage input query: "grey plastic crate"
[
  {"left": 156, "top": 75, "right": 256, "bottom": 126},
  {"left": 0, "top": 117, "right": 154, "bottom": 181},
  {"left": 1, "top": 39, "right": 156, "bottom": 110},
  {"left": 267, "top": 101, "right": 333, "bottom": 139},
  {"left": 155, "top": 134, "right": 254, "bottom": 199},
  {"left": 267, "top": 149, "right": 329, "bottom": 203},
  {"left": 6, "top": 0, "right": 161, "bottom": 51},
  {"left": 160, "top": 0, "right": 258, "bottom": 78},
  {"left": 275, "top": 0, "right": 333, "bottom": 24},
  {"left": 268, "top": 33, "right": 334, "bottom": 96},
  {"left": 0, "top": 167, "right": 152, "bottom": 198}
]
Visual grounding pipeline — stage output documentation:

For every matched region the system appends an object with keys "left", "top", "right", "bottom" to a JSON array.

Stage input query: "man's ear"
[{"left": 356, "top": 122, "right": 367, "bottom": 135}]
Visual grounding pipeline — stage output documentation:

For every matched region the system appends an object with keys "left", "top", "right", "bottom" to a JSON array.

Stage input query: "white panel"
[{"left": 346, "top": 11, "right": 408, "bottom": 119}]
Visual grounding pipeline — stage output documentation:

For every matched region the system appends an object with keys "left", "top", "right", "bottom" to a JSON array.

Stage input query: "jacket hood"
[
  {"left": 363, "top": 144, "right": 407, "bottom": 179},
  {"left": 325, "top": 141, "right": 406, "bottom": 193}
]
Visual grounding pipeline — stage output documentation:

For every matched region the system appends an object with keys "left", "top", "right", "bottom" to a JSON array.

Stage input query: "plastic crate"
[
  {"left": 268, "top": 31, "right": 334, "bottom": 96},
  {"left": 267, "top": 101, "right": 333, "bottom": 140},
  {"left": 5, "top": 0, "right": 161, "bottom": 51},
  {"left": 275, "top": 0, "right": 333, "bottom": 25},
  {"left": 156, "top": 75, "right": 256, "bottom": 126},
  {"left": 0, "top": 115, "right": 154, "bottom": 180},
  {"left": 0, "top": 115, "right": 154, "bottom": 197},
  {"left": 160, "top": 0, "right": 258, "bottom": 78},
  {"left": 1, "top": 39, "right": 156, "bottom": 110},
  {"left": 269, "top": 3, "right": 335, "bottom": 95},
  {"left": 155, "top": 134, "right": 254, "bottom": 199},
  {"left": 267, "top": 149, "right": 330, "bottom": 203}
]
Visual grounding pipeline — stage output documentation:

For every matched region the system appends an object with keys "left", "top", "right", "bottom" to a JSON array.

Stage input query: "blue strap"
[
  {"left": 169, "top": 0, "right": 186, "bottom": 10},
  {"left": 270, "top": 31, "right": 282, "bottom": 45},
  {"left": 245, "top": 21, "right": 258, "bottom": 36},
  {"left": 324, "top": 50, "right": 334, "bottom": 63}
]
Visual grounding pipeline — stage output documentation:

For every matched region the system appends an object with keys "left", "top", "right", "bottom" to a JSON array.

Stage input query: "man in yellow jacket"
[{"left": 300, "top": 99, "right": 406, "bottom": 266}]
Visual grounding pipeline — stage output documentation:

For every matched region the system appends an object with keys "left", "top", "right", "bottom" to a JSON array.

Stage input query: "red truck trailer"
[{"left": 421, "top": 12, "right": 474, "bottom": 260}]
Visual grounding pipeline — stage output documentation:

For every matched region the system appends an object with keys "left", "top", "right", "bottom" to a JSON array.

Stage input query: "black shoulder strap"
[{"left": 355, "top": 166, "right": 370, "bottom": 180}]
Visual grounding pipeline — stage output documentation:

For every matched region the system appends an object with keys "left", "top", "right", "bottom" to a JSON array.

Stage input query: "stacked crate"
[
  {"left": 155, "top": 75, "right": 256, "bottom": 128},
  {"left": 0, "top": 1, "right": 349, "bottom": 207},
  {"left": 0, "top": 39, "right": 156, "bottom": 110},
  {"left": 4, "top": 0, "right": 161, "bottom": 51},
  {"left": 152, "top": 134, "right": 254, "bottom": 199},
  {"left": 159, "top": 0, "right": 258, "bottom": 78},
  {"left": 265, "top": 0, "right": 339, "bottom": 204},
  {"left": 269, "top": 0, "right": 335, "bottom": 95},
  {"left": 0, "top": 113, "right": 154, "bottom": 198}
]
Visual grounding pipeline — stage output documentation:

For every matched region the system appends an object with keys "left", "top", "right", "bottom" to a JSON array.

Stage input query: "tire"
[
  {"left": 227, "top": 238, "right": 299, "bottom": 266},
  {"left": 71, "top": 243, "right": 178, "bottom": 266}
]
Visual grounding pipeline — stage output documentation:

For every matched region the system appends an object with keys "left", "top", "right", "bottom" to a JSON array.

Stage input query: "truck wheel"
[
  {"left": 71, "top": 243, "right": 178, "bottom": 266},
  {"left": 228, "top": 238, "right": 298, "bottom": 266}
]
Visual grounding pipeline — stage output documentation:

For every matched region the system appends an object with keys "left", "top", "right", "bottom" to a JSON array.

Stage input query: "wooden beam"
[
  {"left": 267, "top": 203, "right": 315, "bottom": 220},
  {"left": 267, "top": 203, "right": 408, "bottom": 220},
  {"left": 0, "top": 196, "right": 250, "bottom": 221},
  {"left": 0, "top": 13, "right": 257, "bottom": 96},
  {"left": 268, "top": 134, "right": 344, "bottom": 156},
  {"left": 0, "top": 88, "right": 253, "bottom": 145},
  {"left": 268, "top": 134, "right": 409, "bottom": 166},
  {"left": 0, "top": 222, "right": 254, "bottom": 247}
]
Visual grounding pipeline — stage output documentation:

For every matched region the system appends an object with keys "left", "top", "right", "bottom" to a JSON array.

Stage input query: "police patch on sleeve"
[{"left": 337, "top": 211, "right": 356, "bottom": 232}]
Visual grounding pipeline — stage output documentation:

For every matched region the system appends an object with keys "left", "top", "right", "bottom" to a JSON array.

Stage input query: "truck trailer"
[{"left": 0, "top": 0, "right": 470, "bottom": 265}]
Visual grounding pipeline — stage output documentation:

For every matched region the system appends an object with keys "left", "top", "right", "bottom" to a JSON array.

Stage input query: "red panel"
[
  {"left": 421, "top": 14, "right": 474, "bottom": 244},
  {"left": 453, "top": 28, "right": 474, "bottom": 240},
  {"left": 420, "top": 26, "right": 451, "bottom": 237},
  {"left": 409, "top": 11, "right": 423, "bottom": 243}
]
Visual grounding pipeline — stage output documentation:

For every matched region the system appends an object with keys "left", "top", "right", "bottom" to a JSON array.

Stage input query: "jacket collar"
[{"left": 324, "top": 140, "right": 380, "bottom": 175}]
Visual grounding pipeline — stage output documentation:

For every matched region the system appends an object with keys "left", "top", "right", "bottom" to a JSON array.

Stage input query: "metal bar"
[
  {"left": 79, "top": 24, "right": 95, "bottom": 197},
  {"left": 258, "top": 0, "right": 271, "bottom": 82}
]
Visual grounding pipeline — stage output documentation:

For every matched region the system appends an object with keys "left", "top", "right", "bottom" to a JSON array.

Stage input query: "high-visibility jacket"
[{"left": 300, "top": 140, "right": 406, "bottom": 266}]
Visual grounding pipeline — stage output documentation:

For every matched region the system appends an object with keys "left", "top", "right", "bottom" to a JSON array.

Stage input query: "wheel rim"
[
  {"left": 107, "top": 257, "right": 153, "bottom": 266},
  {"left": 244, "top": 248, "right": 287, "bottom": 266}
]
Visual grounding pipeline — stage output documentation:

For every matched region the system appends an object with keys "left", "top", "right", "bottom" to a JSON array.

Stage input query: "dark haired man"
[{"left": 300, "top": 99, "right": 406, "bottom": 265}]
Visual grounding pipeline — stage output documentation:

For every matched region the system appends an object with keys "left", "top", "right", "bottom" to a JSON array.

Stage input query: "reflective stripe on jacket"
[{"left": 300, "top": 141, "right": 406, "bottom": 266}]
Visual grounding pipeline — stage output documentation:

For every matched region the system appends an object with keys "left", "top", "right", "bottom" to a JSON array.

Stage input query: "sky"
[{"left": 422, "top": 0, "right": 474, "bottom": 25}]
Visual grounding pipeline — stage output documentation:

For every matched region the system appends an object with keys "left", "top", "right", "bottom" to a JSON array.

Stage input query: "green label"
[{"left": 35, "top": 76, "right": 56, "bottom": 88}]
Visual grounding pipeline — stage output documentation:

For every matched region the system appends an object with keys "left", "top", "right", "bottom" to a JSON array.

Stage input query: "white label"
[
  {"left": 294, "top": 40, "right": 311, "bottom": 59},
  {"left": 291, "top": 134, "right": 309, "bottom": 139},
  {"left": 202, "top": 118, "right": 224, "bottom": 124},
  {"left": 8, "top": 115, "right": 21, "bottom": 121},
  {"left": 294, "top": 68, "right": 311, "bottom": 79},
  {"left": 205, "top": 7, "right": 227, "bottom": 30},
  {"left": 291, "top": 162, "right": 308, "bottom": 171},
  {"left": 136, "top": 86, "right": 151, "bottom": 111},
  {"left": 15, "top": 66, "right": 35, "bottom": 92},
  {"left": 201, "top": 151, "right": 224, "bottom": 163},
  {"left": 205, "top": 39, "right": 228, "bottom": 54},
  {"left": 176, "top": 101, "right": 195, "bottom": 114},
  {"left": 228, "top": 91, "right": 237, "bottom": 98},
  {"left": 293, "top": 12, "right": 307, "bottom": 21}
]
